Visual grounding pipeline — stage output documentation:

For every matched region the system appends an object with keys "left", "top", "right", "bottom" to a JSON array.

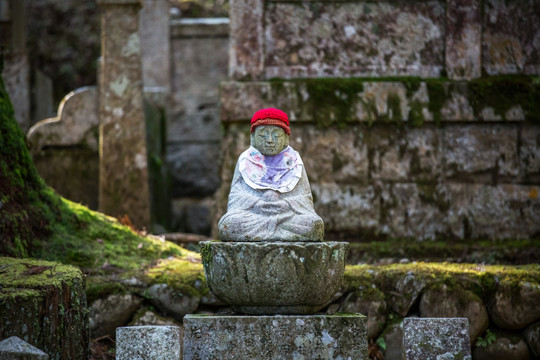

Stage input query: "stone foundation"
[{"left": 183, "top": 314, "right": 368, "bottom": 360}]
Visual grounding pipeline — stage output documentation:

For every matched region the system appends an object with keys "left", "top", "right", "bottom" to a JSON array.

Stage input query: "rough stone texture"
[
  {"left": 89, "top": 293, "right": 142, "bottom": 338},
  {"left": 381, "top": 322, "right": 403, "bottom": 360},
  {"left": 129, "top": 309, "right": 182, "bottom": 327},
  {"left": 32, "top": 148, "right": 99, "bottom": 210},
  {"left": 445, "top": 0, "right": 481, "bottom": 80},
  {"left": 139, "top": 0, "right": 170, "bottom": 92},
  {"left": 0, "top": 336, "right": 48, "bottom": 360},
  {"left": 97, "top": 0, "right": 151, "bottom": 229},
  {"left": 116, "top": 326, "right": 181, "bottom": 360},
  {"left": 229, "top": 0, "right": 264, "bottom": 80},
  {"left": 383, "top": 272, "right": 426, "bottom": 316},
  {"left": 265, "top": 2, "right": 444, "bottom": 78},
  {"left": 419, "top": 285, "right": 489, "bottom": 343},
  {"left": 340, "top": 289, "right": 388, "bottom": 339},
  {"left": 201, "top": 241, "right": 348, "bottom": 314},
  {"left": 472, "top": 333, "right": 531, "bottom": 360},
  {"left": 488, "top": 281, "right": 540, "bottom": 329},
  {"left": 183, "top": 314, "right": 368, "bottom": 360},
  {"left": 168, "top": 18, "right": 228, "bottom": 234},
  {"left": 0, "top": 257, "right": 89, "bottom": 359},
  {"left": 213, "top": 119, "right": 540, "bottom": 240},
  {"left": 482, "top": 0, "right": 540, "bottom": 75},
  {"left": 524, "top": 321, "right": 540, "bottom": 357},
  {"left": 402, "top": 318, "right": 471, "bottom": 360},
  {"left": 26, "top": 87, "right": 99, "bottom": 151},
  {"left": 443, "top": 125, "right": 519, "bottom": 179},
  {"left": 167, "top": 143, "right": 221, "bottom": 197},
  {"left": 2, "top": 51, "right": 30, "bottom": 132},
  {"left": 171, "top": 197, "right": 214, "bottom": 236},
  {"left": 147, "top": 284, "right": 201, "bottom": 320}
]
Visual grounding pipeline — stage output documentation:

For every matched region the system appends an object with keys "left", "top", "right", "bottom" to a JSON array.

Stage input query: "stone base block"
[
  {"left": 183, "top": 314, "right": 367, "bottom": 360},
  {"left": 116, "top": 326, "right": 181, "bottom": 360},
  {"left": 402, "top": 318, "right": 471, "bottom": 360}
]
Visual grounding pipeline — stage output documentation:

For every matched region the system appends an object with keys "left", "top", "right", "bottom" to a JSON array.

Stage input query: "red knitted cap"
[{"left": 250, "top": 108, "right": 290, "bottom": 135}]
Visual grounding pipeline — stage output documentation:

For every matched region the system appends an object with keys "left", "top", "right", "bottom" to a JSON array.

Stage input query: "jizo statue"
[{"left": 218, "top": 108, "right": 324, "bottom": 242}]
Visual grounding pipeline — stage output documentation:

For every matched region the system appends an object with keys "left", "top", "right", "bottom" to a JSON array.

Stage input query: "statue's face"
[{"left": 251, "top": 124, "right": 289, "bottom": 156}]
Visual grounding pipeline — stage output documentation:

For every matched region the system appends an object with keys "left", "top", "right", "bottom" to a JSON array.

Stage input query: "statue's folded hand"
[{"left": 256, "top": 199, "right": 289, "bottom": 215}]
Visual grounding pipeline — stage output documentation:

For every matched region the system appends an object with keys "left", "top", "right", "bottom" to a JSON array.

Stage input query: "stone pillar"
[
  {"left": 139, "top": 0, "right": 171, "bottom": 231},
  {"left": 1, "top": 0, "right": 31, "bottom": 131},
  {"left": 445, "top": 0, "right": 482, "bottom": 80},
  {"left": 97, "top": 0, "right": 151, "bottom": 229},
  {"left": 229, "top": 0, "right": 265, "bottom": 80}
]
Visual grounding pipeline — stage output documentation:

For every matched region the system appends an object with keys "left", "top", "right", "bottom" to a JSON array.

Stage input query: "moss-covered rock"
[{"left": 0, "top": 257, "right": 89, "bottom": 359}]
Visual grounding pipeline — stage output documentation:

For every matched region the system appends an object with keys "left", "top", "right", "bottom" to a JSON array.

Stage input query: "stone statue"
[{"left": 218, "top": 108, "right": 324, "bottom": 242}]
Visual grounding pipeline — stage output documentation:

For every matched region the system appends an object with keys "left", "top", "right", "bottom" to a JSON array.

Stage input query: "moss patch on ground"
[
  {"left": 344, "top": 262, "right": 540, "bottom": 297},
  {"left": 145, "top": 256, "right": 207, "bottom": 297}
]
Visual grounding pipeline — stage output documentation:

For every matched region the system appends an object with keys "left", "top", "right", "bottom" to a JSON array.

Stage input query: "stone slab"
[
  {"left": 183, "top": 314, "right": 367, "bottom": 360},
  {"left": 116, "top": 326, "right": 181, "bottom": 360},
  {"left": 0, "top": 336, "right": 48, "bottom": 360},
  {"left": 402, "top": 318, "right": 471, "bottom": 360}
]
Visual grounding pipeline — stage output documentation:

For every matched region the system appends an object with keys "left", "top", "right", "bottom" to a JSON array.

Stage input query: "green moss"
[
  {"left": 145, "top": 256, "right": 207, "bottom": 297},
  {"left": 344, "top": 262, "right": 540, "bottom": 298},
  {"left": 469, "top": 75, "right": 540, "bottom": 121},
  {"left": 0, "top": 257, "right": 83, "bottom": 289},
  {"left": 426, "top": 81, "right": 446, "bottom": 125},
  {"left": 86, "top": 279, "right": 126, "bottom": 304}
]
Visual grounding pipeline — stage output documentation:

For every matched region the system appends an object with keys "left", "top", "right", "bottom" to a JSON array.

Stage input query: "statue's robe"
[{"left": 218, "top": 146, "right": 324, "bottom": 242}]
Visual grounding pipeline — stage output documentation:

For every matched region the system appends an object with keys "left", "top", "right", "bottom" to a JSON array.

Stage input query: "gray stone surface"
[
  {"left": 201, "top": 241, "right": 348, "bottom": 314},
  {"left": 402, "top": 318, "right": 471, "bottom": 360},
  {"left": 147, "top": 284, "right": 201, "bottom": 320},
  {"left": 183, "top": 314, "right": 367, "bottom": 360},
  {"left": 97, "top": 0, "right": 151, "bottom": 229},
  {"left": 229, "top": 0, "right": 264, "bottom": 80},
  {"left": 381, "top": 322, "right": 403, "bottom": 360},
  {"left": 0, "top": 336, "right": 48, "bottom": 360},
  {"left": 488, "top": 281, "right": 540, "bottom": 329},
  {"left": 419, "top": 285, "right": 489, "bottom": 343},
  {"left": 482, "top": 0, "right": 540, "bottom": 75},
  {"left": 27, "top": 87, "right": 99, "bottom": 151},
  {"left": 384, "top": 272, "right": 426, "bottom": 316},
  {"left": 340, "top": 289, "right": 388, "bottom": 339},
  {"left": 116, "top": 326, "right": 181, "bottom": 360},
  {"left": 472, "top": 333, "right": 531, "bottom": 360},
  {"left": 265, "top": 2, "right": 444, "bottom": 78},
  {"left": 445, "top": 0, "right": 481, "bottom": 80},
  {"left": 524, "top": 321, "right": 540, "bottom": 357},
  {"left": 89, "top": 293, "right": 142, "bottom": 338}
]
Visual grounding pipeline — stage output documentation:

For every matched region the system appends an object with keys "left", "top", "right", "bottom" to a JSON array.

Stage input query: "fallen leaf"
[{"left": 22, "top": 265, "right": 52, "bottom": 275}]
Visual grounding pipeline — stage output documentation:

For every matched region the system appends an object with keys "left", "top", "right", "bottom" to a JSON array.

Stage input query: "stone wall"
[
  {"left": 168, "top": 18, "right": 229, "bottom": 235},
  {"left": 215, "top": 0, "right": 540, "bottom": 241}
]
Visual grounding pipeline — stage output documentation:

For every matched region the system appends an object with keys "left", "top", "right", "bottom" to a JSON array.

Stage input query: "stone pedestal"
[
  {"left": 201, "top": 241, "right": 348, "bottom": 314},
  {"left": 183, "top": 314, "right": 367, "bottom": 360}
]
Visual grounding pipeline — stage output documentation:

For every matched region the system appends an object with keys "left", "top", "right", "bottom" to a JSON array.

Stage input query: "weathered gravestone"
[
  {"left": 0, "top": 336, "right": 48, "bottom": 360},
  {"left": 402, "top": 318, "right": 471, "bottom": 360},
  {"left": 185, "top": 108, "right": 367, "bottom": 359},
  {"left": 116, "top": 326, "right": 181, "bottom": 360}
]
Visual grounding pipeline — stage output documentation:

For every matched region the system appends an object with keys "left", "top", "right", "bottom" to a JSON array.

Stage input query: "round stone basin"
[{"left": 200, "top": 241, "right": 348, "bottom": 315}]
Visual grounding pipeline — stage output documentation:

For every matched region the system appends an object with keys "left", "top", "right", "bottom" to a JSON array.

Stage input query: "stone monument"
[{"left": 184, "top": 108, "right": 367, "bottom": 359}]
